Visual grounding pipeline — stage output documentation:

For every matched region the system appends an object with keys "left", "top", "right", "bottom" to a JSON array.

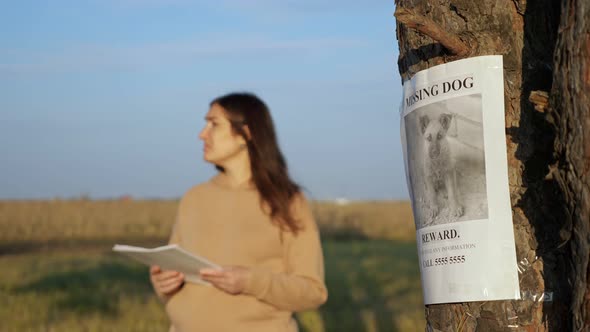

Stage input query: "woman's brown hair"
[{"left": 210, "top": 92, "right": 302, "bottom": 234}]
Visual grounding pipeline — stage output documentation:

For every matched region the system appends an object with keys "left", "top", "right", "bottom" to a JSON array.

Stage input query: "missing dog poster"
[{"left": 400, "top": 55, "right": 520, "bottom": 304}]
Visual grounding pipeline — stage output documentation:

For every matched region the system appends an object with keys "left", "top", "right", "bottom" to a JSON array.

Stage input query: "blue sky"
[{"left": 0, "top": 0, "right": 408, "bottom": 200}]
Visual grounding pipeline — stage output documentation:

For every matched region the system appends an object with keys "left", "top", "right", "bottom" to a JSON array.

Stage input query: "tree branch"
[
  {"left": 529, "top": 90, "right": 549, "bottom": 112},
  {"left": 394, "top": 7, "right": 470, "bottom": 56}
]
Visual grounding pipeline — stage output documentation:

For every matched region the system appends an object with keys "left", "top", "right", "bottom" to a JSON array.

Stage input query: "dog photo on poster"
[
  {"left": 400, "top": 55, "right": 520, "bottom": 305},
  {"left": 404, "top": 94, "right": 488, "bottom": 229}
]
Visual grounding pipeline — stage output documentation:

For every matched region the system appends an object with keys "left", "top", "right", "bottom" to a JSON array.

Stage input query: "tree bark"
[
  {"left": 395, "top": 0, "right": 589, "bottom": 330},
  {"left": 549, "top": 0, "right": 590, "bottom": 330}
]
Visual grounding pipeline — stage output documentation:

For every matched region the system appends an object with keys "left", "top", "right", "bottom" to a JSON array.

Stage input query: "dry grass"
[
  {"left": 0, "top": 199, "right": 415, "bottom": 249},
  {"left": 311, "top": 201, "right": 415, "bottom": 241},
  {"left": 0, "top": 199, "right": 177, "bottom": 251}
]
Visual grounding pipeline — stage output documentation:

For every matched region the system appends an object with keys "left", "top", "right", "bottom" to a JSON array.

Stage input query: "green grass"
[
  {"left": 1, "top": 240, "right": 425, "bottom": 332},
  {"left": 0, "top": 199, "right": 423, "bottom": 331},
  {"left": 299, "top": 240, "right": 425, "bottom": 332},
  {"left": 0, "top": 250, "right": 169, "bottom": 331}
]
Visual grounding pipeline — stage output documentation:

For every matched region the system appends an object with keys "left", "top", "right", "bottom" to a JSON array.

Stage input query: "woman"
[{"left": 149, "top": 92, "right": 328, "bottom": 331}]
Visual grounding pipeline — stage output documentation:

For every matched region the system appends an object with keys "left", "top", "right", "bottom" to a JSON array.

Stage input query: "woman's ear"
[{"left": 243, "top": 125, "right": 252, "bottom": 141}]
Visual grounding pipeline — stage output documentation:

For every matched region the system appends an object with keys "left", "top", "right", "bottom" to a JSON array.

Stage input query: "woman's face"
[{"left": 199, "top": 103, "right": 248, "bottom": 166}]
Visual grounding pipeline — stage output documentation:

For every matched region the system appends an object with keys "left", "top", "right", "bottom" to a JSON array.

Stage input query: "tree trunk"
[
  {"left": 394, "top": 0, "right": 589, "bottom": 330},
  {"left": 549, "top": 0, "right": 590, "bottom": 330}
]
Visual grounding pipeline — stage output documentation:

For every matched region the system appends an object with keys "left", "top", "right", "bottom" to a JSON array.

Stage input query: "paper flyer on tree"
[{"left": 399, "top": 55, "right": 521, "bottom": 304}]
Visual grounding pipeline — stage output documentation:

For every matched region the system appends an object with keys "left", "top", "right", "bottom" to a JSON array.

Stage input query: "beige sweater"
[{"left": 165, "top": 174, "right": 328, "bottom": 332}]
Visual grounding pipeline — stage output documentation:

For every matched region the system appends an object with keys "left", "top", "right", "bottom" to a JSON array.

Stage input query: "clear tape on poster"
[
  {"left": 515, "top": 255, "right": 553, "bottom": 303},
  {"left": 433, "top": 255, "right": 553, "bottom": 331}
]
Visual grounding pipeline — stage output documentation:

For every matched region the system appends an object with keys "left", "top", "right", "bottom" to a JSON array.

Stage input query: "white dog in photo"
[{"left": 419, "top": 113, "right": 464, "bottom": 223}]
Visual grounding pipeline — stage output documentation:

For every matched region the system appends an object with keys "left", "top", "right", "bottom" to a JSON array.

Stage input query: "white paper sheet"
[{"left": 113, "top": 244, "right": 221, "bottom": 285}]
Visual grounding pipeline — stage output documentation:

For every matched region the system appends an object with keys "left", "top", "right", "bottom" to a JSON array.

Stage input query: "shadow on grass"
[
  {"left": 14, "top": 258, "right": 153, "bottom": 317},
  {"left": 318, "top": 225, "right": 370, "bottom": 241},
  {"left": 0, "top": 237, "right": 167, "bottom": 255},
  {"left": 316, "top": 211, "right": 371, "bottom": 242}
]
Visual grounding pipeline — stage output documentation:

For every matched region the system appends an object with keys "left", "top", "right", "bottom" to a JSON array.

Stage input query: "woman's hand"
[
  {"left": 150, "top": 265, "right": 185, "bottom": 298},
  {"left": 200, "top": 266, "right": 251, "bottom": 295}
]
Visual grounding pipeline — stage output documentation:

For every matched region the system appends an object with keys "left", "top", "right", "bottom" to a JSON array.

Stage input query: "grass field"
[{"left": 0, "top": 199, "right": 425, "bottom": 332}]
